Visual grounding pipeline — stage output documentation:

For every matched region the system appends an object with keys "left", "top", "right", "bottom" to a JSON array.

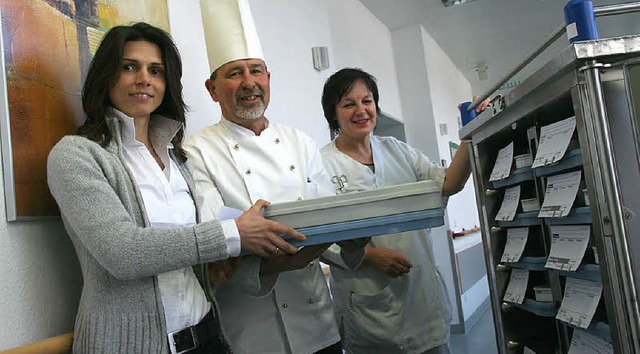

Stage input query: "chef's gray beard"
[{"left": 236, "top": 102, "right": 266, "bottom": 121}]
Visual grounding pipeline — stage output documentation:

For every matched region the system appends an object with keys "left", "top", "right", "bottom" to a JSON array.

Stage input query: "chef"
[{"left": 184, "top": 1, "right": 364, "bottom": 353}]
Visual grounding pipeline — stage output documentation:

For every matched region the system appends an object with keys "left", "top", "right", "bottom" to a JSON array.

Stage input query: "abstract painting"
[{"left": 0, "top": 0, "right": 169, "bottom": 220}]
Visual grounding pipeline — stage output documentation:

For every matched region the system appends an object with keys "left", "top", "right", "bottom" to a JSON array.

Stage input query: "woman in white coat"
[{"left": 319, "top": 68, "right": 488, "bottom": 354}]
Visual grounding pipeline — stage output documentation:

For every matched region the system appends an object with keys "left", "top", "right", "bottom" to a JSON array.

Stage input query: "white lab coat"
[
  {"left": 320, "top": 135, "right": 452, "bottom": 354},
  {"left": 185, "top": 118, "right": 359, "bottom": 354}
]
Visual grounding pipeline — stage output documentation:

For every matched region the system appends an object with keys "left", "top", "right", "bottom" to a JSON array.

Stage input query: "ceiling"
[{"left": 360, "top": 0, "right": 640, "bottom": 95}]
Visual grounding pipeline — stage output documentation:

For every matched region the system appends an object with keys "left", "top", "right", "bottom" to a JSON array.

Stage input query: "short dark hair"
[
  {"left": 209, "top": 68, "right": 219, "bottom": 81},
  {"left": 78, "top": 22, "right": 188, "bottom": 161},
  {"left": 321, "top": 68, "right": 380, "bottom": 136}
]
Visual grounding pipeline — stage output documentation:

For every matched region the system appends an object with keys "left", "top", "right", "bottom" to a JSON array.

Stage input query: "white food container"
[
  {"left": 514, "top": 154, "right": 533, "bottom": 169},
  {"left": 263, "top": 180, "right": 442, "bottom": 229},
  {"left": 533, "top": 286, "right": 553, "bottom": 302},
  {"left": 521, "top": 198, "right": 540, "bottom": 212}
]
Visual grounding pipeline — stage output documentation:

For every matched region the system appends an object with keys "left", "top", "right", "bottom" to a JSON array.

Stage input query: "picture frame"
[{"left": 0, "top": 0, "right": 169, "bottom": 221}]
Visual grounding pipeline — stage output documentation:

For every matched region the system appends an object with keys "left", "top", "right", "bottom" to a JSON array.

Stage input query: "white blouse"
[{"left": 115, "top": 110, "right": 238, "bottom": 333}]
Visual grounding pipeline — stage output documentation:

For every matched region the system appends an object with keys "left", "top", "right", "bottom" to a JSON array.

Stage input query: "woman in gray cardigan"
[{"left": 47, "top": 23, "right": 304, "bottom": 354}]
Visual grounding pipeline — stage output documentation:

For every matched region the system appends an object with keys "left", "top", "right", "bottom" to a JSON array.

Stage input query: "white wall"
[
  {"left": 462, "top": 275, "right": 490, "bottom": 322},
  {"left": 167, "top": 0, "right": 218, "bottom": 139},
  {"left": 392, "top": 23, "right": 486, "bottom": 327},
  {"left": 247, "top": 0, "right": 333, "bottom": 145},
  {"left": 392, "top": 25, "right": 439, "bottom": 159},
  {"left": 420, "top": 27, "right": 479, "bottom": 232},
  {"left": 326, "top": 0, "right": 403, "bottom": 120},
  {"left": 0, "top": 167, "right": 82, "bottom": 349},
  {"left": 392, "top": 23, "right": 479, "bottom": 246}
]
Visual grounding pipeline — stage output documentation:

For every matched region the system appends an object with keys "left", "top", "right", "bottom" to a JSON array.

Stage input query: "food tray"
[{"left": 263, "top": 180, "right": 442, "bottom": 228}]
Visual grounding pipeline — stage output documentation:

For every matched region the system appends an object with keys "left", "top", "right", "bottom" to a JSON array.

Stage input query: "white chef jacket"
[
  {"left": 320, "top": 135, "right": 452, "bottom": 354},
  {"left": 185, "top": 117, "right": 360, "bottom": 354}
]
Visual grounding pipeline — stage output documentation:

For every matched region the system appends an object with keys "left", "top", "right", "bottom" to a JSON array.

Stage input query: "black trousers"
[
  {"left": 191, "top": 336, "right": 232, "bottom": 354},
  {"left": 314, "top": 341, "right": 342, "bottom": 354}
]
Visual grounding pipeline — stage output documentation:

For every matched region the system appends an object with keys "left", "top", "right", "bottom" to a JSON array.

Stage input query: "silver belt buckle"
[{"left": 168, "top": 326, "right": 197, "bottom": 354}]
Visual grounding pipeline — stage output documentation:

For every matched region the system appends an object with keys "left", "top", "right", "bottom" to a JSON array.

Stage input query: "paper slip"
[
  {"left": 504, "top": 268, "right": 529, "bottom": 304},
  {"left": 532, "top": 116, "right": 577, "bottom": 168},
  {"left": 501, "top": 227, "right": 529, "bottom": 263},
  {"left": 524, "top": 347, "right": 537, "bottom": 354},
  {"left": 557, "top": 277, "right": 602, "bottom": 328},
  {"left": 538, "top": 170, "right": 582, "bottom": 218},
  {"left": 489, "top": 142, "right": 514, "bottom": 181},
  {"left": 568, "top": 329, "right": 613, "bottom": 354},
  {"left": 217, "top": 206, "right": 243, "bottom": 220},
  {"left": 546, "top": 225, "right": 590, "bottom": 271},
  {"left": 495, "top": 185, "right": 521, "bottom": 221}
]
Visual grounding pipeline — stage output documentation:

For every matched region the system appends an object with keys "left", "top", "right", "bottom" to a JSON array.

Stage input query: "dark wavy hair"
[
  {"left": 78, "top": 22, "right": 188, "bottom": 161},
  {"left": 321, "top": 68, "right": 380, "bottom": 136}
]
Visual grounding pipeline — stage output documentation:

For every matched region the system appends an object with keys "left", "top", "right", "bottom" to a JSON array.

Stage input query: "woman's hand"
[
  {"left": 444, "top": 95, "right": 491, "bottom": 196},
  {"left": 473, "top": 95, "right": 491, "bottom": 113},
  {"left": 235, "top": 199, "right": 306, "bottom": 258},
  {"left": 260, "top": 243, "right": 332, "bottom": 275},
  {"left": 365, "top": 247, "right": 413, "bottom": 278}
]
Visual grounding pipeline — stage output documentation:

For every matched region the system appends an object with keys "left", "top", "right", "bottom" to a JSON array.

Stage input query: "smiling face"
[
  {"left": 206, "top": 59, "right": 270, "bottom": 123},
  {"left": 335, "top": 79, "right": 377, "bottom": 140},
  {"left": 108, "top": 40, "right": 166, "bottom": 121}
]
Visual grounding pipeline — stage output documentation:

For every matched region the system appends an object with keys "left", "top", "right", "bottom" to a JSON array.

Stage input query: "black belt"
[{"left": 168, "top": 310, "right": 231, "bottom": 354}]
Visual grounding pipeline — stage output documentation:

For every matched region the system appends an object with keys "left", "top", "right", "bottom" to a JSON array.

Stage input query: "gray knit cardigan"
[{"left": 47, "top": 115, "right": 229, "bottom": 353}]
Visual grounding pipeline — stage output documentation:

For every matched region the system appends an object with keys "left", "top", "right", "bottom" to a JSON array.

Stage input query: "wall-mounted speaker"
[{"left": 312, "top": 46, "right": 330, "bottom": 71}]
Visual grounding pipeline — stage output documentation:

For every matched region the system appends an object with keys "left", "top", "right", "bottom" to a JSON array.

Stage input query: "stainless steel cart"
[{"left": 460, "top": 27, "right": 640, "bottom": 354}]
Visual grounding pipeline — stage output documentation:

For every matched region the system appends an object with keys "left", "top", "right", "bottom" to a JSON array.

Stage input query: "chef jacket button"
[
  {"left": 290, "top": 165, "right": 295, "bottom": 171},
  {"left": 307, "top": 297, "right": 314, "bottom": 304},
  {"left": 233, "top": 143, "right": 239, "bottom": 150},
  {"left": 282, "top": 303, "right": 288, "bottom": 309},
  {"left": 308, "top": 261, "right": 314, "bottom": 268},
  {"left": 297, "top": 197, "right": 303, "bottom": 201},
  {"left": 275, "top": 138, "right": 280, "bottom": 144},
  {"left": 245, "top": 168, "right": 252, "bottom": 175}
]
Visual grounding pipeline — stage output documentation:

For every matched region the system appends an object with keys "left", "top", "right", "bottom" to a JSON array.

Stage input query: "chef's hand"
[
  {"left": 365, "top": 247, "right": 413, "bottom": 278},
  {"left": 235, "top": 199, "right": 305, "bottom": 258},
  {"left": 260, "top": 243, "right": 332, "bottom": 275},
  {"left": 208, "top": 257, "right": 243, "bottom": 285}
]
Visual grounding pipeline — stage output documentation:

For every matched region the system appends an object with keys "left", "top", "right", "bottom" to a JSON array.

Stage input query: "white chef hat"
[{"left": 200, "top": 0, "right": 265, "bottom": 74}]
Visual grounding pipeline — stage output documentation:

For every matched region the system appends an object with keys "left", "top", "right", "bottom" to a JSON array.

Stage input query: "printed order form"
[
  {"left": 501, "top": 227, "right": 529, "bottom": 263},
  {"left": 495, "top": 185, "right": 521, "bottom": 221},
  {"left": 489, "top": 141, "right": 514, "bottom": 181},
  {"left": 503, "top": 268, "right": 529, "bottom": 304},
  {"left": 557, "top": 277, "right": 602, "bottom": 329},
  {"left": 538, "top": 170, "right": 582, "bottom": 218},
  {"left": 545, "top": 225, "right": 590, "bottom": 272},
  {"left": 532, "top": 116, "right": 576, "bottom": 168}
]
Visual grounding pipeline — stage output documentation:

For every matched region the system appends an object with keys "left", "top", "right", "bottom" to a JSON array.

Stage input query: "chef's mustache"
[{"left": 236, "top": 87, "right": 264, "bottom": 101}]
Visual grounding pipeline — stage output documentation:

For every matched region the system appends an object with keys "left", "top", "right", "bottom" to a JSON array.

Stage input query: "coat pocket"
[{"left": 342, "top": 286, "right": 403, "bottom": 351}]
